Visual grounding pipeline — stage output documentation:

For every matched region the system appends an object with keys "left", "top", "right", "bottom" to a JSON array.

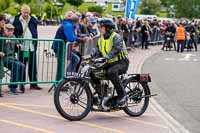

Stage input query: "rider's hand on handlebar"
[{"left": 92, "top": 57, "right": 108, "bottom": 64}]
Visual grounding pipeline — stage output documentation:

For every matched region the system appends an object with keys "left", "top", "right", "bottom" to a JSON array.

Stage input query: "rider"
[{"left": 91, "top": 19, "right": 129, "bottom": 105}]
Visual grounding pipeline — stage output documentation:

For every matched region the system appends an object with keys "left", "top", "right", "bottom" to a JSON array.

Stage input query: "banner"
[{"left": 125, "top": 0, "right": 140, "bottom": 19}]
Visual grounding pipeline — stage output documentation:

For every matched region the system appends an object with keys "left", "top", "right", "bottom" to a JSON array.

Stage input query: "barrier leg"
[
  {"left": 0, "top": 79, "right": 3, "bottom": 97},
  {"left": 48, "top": 83, "right": 57, "bottom": 94}
]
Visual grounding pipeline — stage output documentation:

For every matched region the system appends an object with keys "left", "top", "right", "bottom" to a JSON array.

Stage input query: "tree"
[
  {"left": 160, "top": 0, "right": 174, "bottom": 7},
  {"left": 88, "top": 6, "right": 104, "bottom": 14},
  {"left": 140, "top": 0, "right": 161, "bottom": 15},
  {"left": 175, "top": 0, "right": 200, "bottom": 18},
  {"left": 28, "top": 0, "right": 40, "bottom": 15},
  {"left": 0, "top": 0, "right": 11, "bottom": 11},
  {"left": 14, "top": 0, "right": 32, "bottom": 4},
  {"left": 66, "top": 0, "right": 84, "bottom": 8},
  {"left": 42, "top": 2, "right": 59, "bottom": 19}
]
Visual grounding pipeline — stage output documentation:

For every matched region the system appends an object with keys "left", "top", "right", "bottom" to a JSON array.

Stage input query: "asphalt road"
[{"left": 142, "top": 50, "right": 200, "bottom": 133}]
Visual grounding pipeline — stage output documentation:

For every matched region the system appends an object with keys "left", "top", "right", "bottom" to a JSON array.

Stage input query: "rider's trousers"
[{"left": 106, "top": 58, "right": 129, "bottom": 98}]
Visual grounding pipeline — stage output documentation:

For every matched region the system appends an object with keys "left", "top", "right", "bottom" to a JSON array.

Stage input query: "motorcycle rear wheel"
[{"left": 123, "top": 80, "right": 149, "bottom": 117}]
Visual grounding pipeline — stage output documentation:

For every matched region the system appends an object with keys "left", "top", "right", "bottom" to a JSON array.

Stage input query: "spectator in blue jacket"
[{"left": 52, "top": 11, "right": 80, "bottom": 81}]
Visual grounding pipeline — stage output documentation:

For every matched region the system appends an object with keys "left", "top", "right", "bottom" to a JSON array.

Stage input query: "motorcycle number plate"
[{"left": 139, "top": 74, "right": 151, "bottom": 82}]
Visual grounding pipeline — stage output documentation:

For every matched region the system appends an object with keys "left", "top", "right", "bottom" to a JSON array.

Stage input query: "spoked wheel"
[
  {"left": 123, "top": 80, "right": 149, "bottom": 117},
  {"left": 54, "top": 78, "right": 92, "bottom": 121}
]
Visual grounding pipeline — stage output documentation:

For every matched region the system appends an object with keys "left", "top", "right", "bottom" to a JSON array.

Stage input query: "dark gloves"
[{"left": 93, "top": 56, "right": 109, "bottom": 63}]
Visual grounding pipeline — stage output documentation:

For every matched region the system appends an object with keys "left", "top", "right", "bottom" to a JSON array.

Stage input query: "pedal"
[
  {"left": 117, "top": 102, "right": 127, "bottom": 108},
  {"left": 101, "top": 97, "right": 111, "bottom": 111}
]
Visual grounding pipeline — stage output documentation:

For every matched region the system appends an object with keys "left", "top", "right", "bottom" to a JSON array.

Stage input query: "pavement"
[
  {"left": 0, "top": 26, "right": 191, "bottom": 133},
  {"left": 142, "top": 50, "right": 200, "bottom": 133}
]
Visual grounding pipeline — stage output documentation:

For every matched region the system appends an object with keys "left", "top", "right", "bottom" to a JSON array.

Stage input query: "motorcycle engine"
[{"left": 99, "top": 80, "right": 109, "bottom": 97}]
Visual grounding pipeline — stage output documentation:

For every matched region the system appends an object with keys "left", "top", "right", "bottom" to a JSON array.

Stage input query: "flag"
[{"left": 125, "top": 0, "right": 140, "bottom": 19}]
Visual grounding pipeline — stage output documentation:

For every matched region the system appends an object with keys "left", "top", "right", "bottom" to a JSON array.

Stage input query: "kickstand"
[{"left": 0, "top": 85, "right": 3, "bottom": 97}]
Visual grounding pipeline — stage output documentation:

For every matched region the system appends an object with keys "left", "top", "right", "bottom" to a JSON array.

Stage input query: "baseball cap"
[
  {"left": 89, "top": 17, "right": 97, "bottom": 23},
  {"left": 4, "top": 24, "right": 14, "bottom": 29}
]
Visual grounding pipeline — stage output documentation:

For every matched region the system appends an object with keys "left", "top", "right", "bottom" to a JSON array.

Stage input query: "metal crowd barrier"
[
  {"left": 78, "top": 30, "right": 165, "bottom": 56},
  {"left": 80, "top": 37, "right": 99, "bottom": 56},
  {"left": 125, "top": 29, "right": 165, "bottom": 47},
  {"left": 0, "top": 37, "right": 66, "bottom": 94}
]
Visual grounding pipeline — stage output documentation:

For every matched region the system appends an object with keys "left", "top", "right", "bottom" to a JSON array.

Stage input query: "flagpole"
[{"left": 125, "top": 0, "right": 128, "bottom": 18}]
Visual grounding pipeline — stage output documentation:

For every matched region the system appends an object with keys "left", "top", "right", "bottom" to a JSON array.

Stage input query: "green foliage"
[
  {"left": 2, "top": 7, "right": 18, "bottom": 15},
  {"left": 175, "top": 0, "right": 200, "bottom": 18},
  {"left": 88, "top": 6, "right": 104, "bottom": 14},
  {"left": 140, "top": 0, "right": 161, "bottom": 15},
  {"left": 28, "top": 0, "right": 40, "bottom": 15},
  {"left": 160, "top": 0, "right": 174, "bottom": 7},
  {"left": 14, "top": 0, "right": 32, "bottom": 4},
  {"left": 157, "top": 12, "right": 168, "bottom": 18},
  {"left": 42, "top": 2, "right": 59, "bottom": 19},
  {"left": 0, "top": 0, "right": 11, "bottom": 11},
  {"left": 66, "top": 0, "right": 84, "bottom": 7},
  {"left": 58, "top": 0, "right": 67, "bottom": 4}
]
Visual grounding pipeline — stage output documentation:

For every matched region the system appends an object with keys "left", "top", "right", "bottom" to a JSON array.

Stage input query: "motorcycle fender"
[
  {"left": 128, "top": 74, "right": 151, "bottom": 82},
  {"left": 125, "top": 74, "right": 151, "bottom": 95}
]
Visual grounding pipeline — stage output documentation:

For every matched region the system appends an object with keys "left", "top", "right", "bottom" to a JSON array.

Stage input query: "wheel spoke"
[
  {"left": 77, "top": 102, "right": 87, "bottom": 109},
  {"left": 78, "top": 100, "right": 87, "bottom": 106}
]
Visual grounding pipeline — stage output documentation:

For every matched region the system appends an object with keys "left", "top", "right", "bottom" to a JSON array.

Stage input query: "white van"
[{"left": 112, "top": 3, "right": 124, "bottom": 12}]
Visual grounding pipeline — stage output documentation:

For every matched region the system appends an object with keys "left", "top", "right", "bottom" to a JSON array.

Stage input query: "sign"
[{"left": 125, "top": 0, "right": 140, "bottom": 19}]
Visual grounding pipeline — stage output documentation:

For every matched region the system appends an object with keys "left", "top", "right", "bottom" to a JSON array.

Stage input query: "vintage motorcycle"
[{"left": 54, "top": 57, "right": 156, "bottom": 121}]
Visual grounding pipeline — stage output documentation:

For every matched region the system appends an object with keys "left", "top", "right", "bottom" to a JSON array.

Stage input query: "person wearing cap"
[
  {"left": 1, "top": 24, "right": 25, "bottom": 94},
  {"left": 52, "top": 12, "right": 82, "bottom": 80},
  {"left": 86, "top": 17, "right": 100, "bottom": 39},
  {"left": 13, "top": 4, "right": 42, "bottom": 91}
]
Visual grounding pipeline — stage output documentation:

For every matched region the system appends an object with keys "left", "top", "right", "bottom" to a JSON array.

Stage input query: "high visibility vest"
[
  {"left": 42, "top": 13, "right": 47, "bottom": 20},
  {"left": 32, "top": 14, "right": 37, "bottom": 19},
  {"left": 176, "top": 27, "right": 186, "bottom": 40},
  {"left": 97, "top": 32, "right": 128, "bottom": 63}
]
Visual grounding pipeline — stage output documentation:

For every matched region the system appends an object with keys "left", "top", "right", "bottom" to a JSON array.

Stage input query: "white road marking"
[
  {"left": 165, "top": 54, "right": 199, "bottom": 62},
  {"left": 165, "top": 58, "right": 175, "bottom": 61},
  {"left": 179, "top": 54, "right": 195, "bottom": 61}
]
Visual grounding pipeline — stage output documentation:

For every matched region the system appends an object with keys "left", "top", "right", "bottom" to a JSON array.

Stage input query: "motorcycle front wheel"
[{"left": 54, "top": 78, "right": 92, "bottom": 121}]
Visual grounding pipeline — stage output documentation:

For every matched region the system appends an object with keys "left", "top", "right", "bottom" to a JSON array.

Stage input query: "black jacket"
[{"left": 13, "top": 14, "right": 38, "bottom": 39}]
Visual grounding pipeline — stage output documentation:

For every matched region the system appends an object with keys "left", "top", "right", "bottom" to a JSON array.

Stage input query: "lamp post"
[
  {"left": 51, "top": 0, "right": 57, "bottom": 20},
  {"left": 168, "top": 5, "right": 175, "bottom": 18}
]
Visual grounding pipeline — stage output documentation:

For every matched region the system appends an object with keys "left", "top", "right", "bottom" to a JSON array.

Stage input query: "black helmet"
[{"left": 99, "top": 19, "right": 115, "bottom": 30}]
